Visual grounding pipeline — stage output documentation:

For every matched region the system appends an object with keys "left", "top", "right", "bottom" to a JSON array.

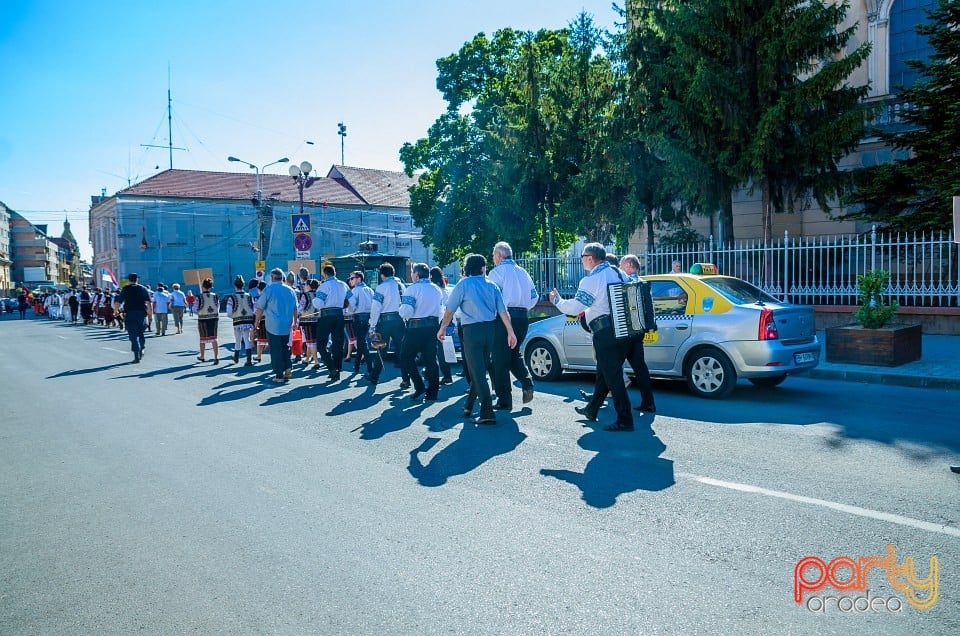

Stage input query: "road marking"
[
  {"left": 103, "top": 347, "right": 126, "bottom": 354},
  {"left": 680, "top": 472, "right": 960, "bottom": 539}
]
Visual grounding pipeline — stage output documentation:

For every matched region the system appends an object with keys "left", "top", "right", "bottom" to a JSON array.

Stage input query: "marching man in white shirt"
[
  {"left": 549, "top": 242, "right": 635, "bottom": 432},
  {"left": 487, "top": 241, "right": 538, "bottom": 410}
]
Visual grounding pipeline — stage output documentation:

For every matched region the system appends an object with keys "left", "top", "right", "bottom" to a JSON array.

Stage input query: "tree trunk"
[{"left": 761, "top": 177, "right": 773, "bottom": 288}]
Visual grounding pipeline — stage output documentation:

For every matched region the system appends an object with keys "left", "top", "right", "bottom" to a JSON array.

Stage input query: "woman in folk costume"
[
  {"left": 196, "top": 277, "right": 220, "bottom": 364},
  {"left": 298, "top": 278, "right": 322, "bottom": 370},
  {"left": 225, "top": 275, "right": 256, "bottom": 366},
  {"left": 251, "top": 278, "right": 269, "bottom": 363}
]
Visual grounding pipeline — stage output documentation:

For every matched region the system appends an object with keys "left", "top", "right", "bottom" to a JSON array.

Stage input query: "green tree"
[
  {"left": 632, "top": 1, "right": 871, "bottom": 249},
  {"left": 846, "top": 0, "right": 959, "bottom": 231}
]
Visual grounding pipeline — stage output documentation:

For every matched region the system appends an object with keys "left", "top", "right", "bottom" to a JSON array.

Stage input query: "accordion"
[{"left": 608, "top": 280, "right": 657, "bottom": 339}]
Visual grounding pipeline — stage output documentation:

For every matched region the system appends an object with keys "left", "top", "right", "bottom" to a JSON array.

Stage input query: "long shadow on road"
[
  {"left": 540, "top": 414, "right": 674, "bottom": 508},
  {"left": 47, "top": 362, "right": 130, "bottom": 378},
  {"left": 408, "top": 420, "right": 527, "bottom": 487},
  {"left": 534, "top": 374, "right": 960, "bottom": 457}
]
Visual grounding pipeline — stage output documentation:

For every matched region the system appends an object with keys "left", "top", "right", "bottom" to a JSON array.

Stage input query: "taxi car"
[{"left": 521, "top": 265, "right": 820, "bottom": 399}]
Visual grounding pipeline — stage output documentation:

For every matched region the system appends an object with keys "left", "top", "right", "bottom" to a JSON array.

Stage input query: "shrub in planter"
[{"left": 854, "top": 270, "right": 898, "bottom": 328}]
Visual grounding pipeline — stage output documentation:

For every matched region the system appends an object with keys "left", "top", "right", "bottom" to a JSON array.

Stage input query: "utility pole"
[{"left": 337, "top": 122, "right": 347, "bottom": 165}]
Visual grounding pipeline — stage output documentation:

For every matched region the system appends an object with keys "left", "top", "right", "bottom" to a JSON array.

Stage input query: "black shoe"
[
  {"left": 951, "top": 466, "right": 960, "bottom": 474},
  {"left": 475, "top": 414, "right": 496, "bottom": 425},
  {"left": 244, "top": 360, "right": 253, "bottom": 367},
  {"left": 634, "top": 403, "right": 656, "bottom": 413},
  {"left": 440, "top": 376, "right": 453, "bottom": 385},
  {"left": 213, "top": 359, "right": 219, "bottom": 365},
  {"left": 399, "top": 380, "right": 411, "bottom": 390},
  {"left": 364, "top": 374, "right": 378, "bottom": 385},
  {"left": 574, "top": 406, "right": 598, "bottom": 421},
  {"left": 603, "top": 422, "right": 635, "bottom": 432},
  {"left": 411, "top": 388, "right": 426, "bottom": 401},
  {"left": 522, "top": 388, "right": 534, "bottom": 404},
  {"left": 494, "top": 402, "right": 512, "bottom": 411},
  {"left": 330, "top": 372, "right": 341, "bottom": 382},
  {"left": 425, "top": 394, "right": 438, "bottom": 402},
  {"left": 233, "top": 351, "right": 240, "bottom": 363}
]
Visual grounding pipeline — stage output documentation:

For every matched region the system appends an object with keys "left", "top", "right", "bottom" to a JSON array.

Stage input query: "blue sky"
[{"left": 0, "top": 1, "right": 619, "bottom": 259}]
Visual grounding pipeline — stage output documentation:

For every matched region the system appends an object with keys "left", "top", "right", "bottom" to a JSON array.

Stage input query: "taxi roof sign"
[{"left": 690, "top": 262, "right": 718, "bottom": 275}]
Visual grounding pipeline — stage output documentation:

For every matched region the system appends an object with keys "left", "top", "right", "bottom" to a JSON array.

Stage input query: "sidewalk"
[{"left": 808, "top": 330, "right": 960, "bottom": 390}]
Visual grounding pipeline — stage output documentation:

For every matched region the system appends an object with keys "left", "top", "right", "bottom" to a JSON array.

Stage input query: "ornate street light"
[{"left": 288, "top": 161, "right": 315, "bottom": 215}]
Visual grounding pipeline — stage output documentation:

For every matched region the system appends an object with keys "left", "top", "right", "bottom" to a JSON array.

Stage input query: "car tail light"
[{"left": 758, "top": 308, "right": 779, "bottom": 340}]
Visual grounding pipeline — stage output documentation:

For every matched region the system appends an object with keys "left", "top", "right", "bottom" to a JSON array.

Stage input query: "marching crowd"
[{"left": 34, "top": 240, "right": 656, "bottom": 430}]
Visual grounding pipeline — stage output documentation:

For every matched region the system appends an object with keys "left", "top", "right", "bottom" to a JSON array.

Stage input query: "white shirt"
[
  {"left": 347, "top": 282, "right": 374, "bottom": 315},
  {"left": 312, "top": 276, "right": 348, "bottom": 311},
  {"left": 487, "top": 258, "right": 538, "bottom": 310},
  {"left": 554, "top": 262, "right": 624, "bottom": 324},
  {"left": 370, "top": 276, "right": 406, "bottom": 326},
  {"left": 399, "top": 278, "right": 444, "bottom": 321}
]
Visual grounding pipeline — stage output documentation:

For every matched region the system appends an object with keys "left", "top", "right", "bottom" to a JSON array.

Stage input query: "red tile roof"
[
  {"left": 117, "top": 169, "right": 365, "bottom": 207},
  {"left": 326, "top": 165, "right": 416, "bottom": 208}
]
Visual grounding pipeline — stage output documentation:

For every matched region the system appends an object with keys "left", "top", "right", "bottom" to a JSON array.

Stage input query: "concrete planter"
[{"left": 825, "top": 324, "right": 922, "bottom": 366}]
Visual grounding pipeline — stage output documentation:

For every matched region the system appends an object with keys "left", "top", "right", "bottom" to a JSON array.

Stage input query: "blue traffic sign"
[{"left": 291, "top": 213, "right": 311, "bottom": 234}]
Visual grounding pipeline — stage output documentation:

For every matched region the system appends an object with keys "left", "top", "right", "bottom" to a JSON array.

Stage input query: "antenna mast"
[{"left": 141, "top": 64, "right": 186, "bottom": 169}]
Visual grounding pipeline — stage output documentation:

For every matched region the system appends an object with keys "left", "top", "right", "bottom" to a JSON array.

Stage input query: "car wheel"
[
  {"left": 525, "top": 339, "right": 563, "bottom": 382},
  {"left": 685, "top": 348, "right": 737, "bottom": 399},
  {"left": 748, "top": 375, "right": 787, "bottom": 388}
]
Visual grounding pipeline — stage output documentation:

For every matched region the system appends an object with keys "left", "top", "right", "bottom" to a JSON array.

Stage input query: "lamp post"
[
  {"left": 288, "top": 161, "right": 315, "bottom": 215},
  {"left": 227, "top": 155, "right": 289, "bottom": 259}
]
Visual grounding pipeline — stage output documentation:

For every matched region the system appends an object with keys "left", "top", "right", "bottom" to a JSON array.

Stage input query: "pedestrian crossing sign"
[{"left": 291, "top": 213, "right": 311, "bottom": 234}]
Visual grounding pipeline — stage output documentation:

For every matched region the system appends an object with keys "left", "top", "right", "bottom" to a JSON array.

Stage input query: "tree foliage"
[
  {"left": 845, "top": 0, "right": 959, "bottom": 231},
  {"left": 630, "top": 0, "right": 871, "bottom": 245}
]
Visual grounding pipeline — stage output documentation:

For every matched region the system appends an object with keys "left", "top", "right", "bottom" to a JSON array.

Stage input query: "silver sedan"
[{"left": 521, "top": 272, "right": 821, "bottom": 399}]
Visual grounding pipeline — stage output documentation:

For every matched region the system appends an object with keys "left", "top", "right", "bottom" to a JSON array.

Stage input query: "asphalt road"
[{"left": 1, "top": 314, "right": 958, "bottom": 635}]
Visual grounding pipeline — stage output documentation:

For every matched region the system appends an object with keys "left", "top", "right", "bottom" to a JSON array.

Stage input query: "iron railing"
[{"left": 512, "top": 226, "right": 959, "bottom": 308}]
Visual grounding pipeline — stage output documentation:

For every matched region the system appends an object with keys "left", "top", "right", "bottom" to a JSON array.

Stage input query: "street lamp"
[
  {"left": 288, "top": 161, "right": 315, "bottom": 215},
  {"left": 227, "top": 155, "right": 289, "bottom": 259}
]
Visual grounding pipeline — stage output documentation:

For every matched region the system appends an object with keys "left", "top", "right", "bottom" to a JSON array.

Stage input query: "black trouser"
[
  {"left": 402, "top": 321, "right": 440, "bottom": 398},
  {"left": 627, "top": 334, "right": 656, "bottom": 408},
  {"left": 353, "top": 315, "right": 371, "bottom": 373},
  {"left": 492, "top": 308, "right": 533, "bottom": 406},
  {"left": 461, "top": 321, "right": 496, "bottom": 418},
  {"left": 316, "top": 313, "right": 345, "bottom": 374},
  {"left": 125, "top": 311, "right": 147, "bottom": 355},
  {"left": 369, "top": 316, "right": 407, "bottom": 382},
  {"left": 268, "top": 330, "right": 290, "bottom": 379},
  {"left": 584, "top": 322, "right": 633, "bottom": 426}
]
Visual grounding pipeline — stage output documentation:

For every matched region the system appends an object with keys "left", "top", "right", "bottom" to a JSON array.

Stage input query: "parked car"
[
  {"left": 1, "top": 298, "right": 19, "bottom": 313},
  {"left": 522, "top": 267, "right": 820, "bottom": 399}
]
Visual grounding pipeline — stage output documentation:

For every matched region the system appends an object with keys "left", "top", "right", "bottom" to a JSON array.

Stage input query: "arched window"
[{"left": 888, "top": 0, "right": 935, "bottom": 91}]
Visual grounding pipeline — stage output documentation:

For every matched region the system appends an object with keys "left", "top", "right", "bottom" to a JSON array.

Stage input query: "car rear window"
[{"left": 702, "top": 277, "right": 780, "bottom": 305}]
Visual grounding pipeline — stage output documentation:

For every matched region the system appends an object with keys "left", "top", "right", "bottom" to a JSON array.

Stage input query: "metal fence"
[{"left": 515, "top": 227, "right": 960, "bottom": 308}]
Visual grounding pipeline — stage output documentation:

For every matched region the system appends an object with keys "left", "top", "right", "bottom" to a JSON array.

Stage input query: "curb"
[{"left": 808, "top": 368, "right": 960, "bottom": 390}]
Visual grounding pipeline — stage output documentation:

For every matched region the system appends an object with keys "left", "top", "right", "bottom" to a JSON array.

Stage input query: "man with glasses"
[
  {"left": 549, "top": 243, "right": 636, "bottom": 431},
  {"left": 346, "top": 271, "right": 374, "bottom": 375}
]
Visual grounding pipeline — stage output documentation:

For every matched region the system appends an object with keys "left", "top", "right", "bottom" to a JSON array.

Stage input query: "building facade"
[
  {"left": 89, "top": 165, "right": 433, "bottom": 293},
  {"left": 8, "top": 211, "right": 60, "bottom": 287},
  {"left": 627, "top": 0, "right": 939, "bottom": 251},
  {"left": 0, "top": 202, "right": 11, "bottom": 296}
]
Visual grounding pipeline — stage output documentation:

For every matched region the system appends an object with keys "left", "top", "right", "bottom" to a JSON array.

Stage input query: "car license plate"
[{"left": 794, "top": 352, "right": 815, "bottom": 364}]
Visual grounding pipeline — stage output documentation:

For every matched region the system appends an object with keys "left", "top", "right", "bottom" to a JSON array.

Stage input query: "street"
[{"left": 1, "top": 314, "right": 958, "bottom": 635}]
